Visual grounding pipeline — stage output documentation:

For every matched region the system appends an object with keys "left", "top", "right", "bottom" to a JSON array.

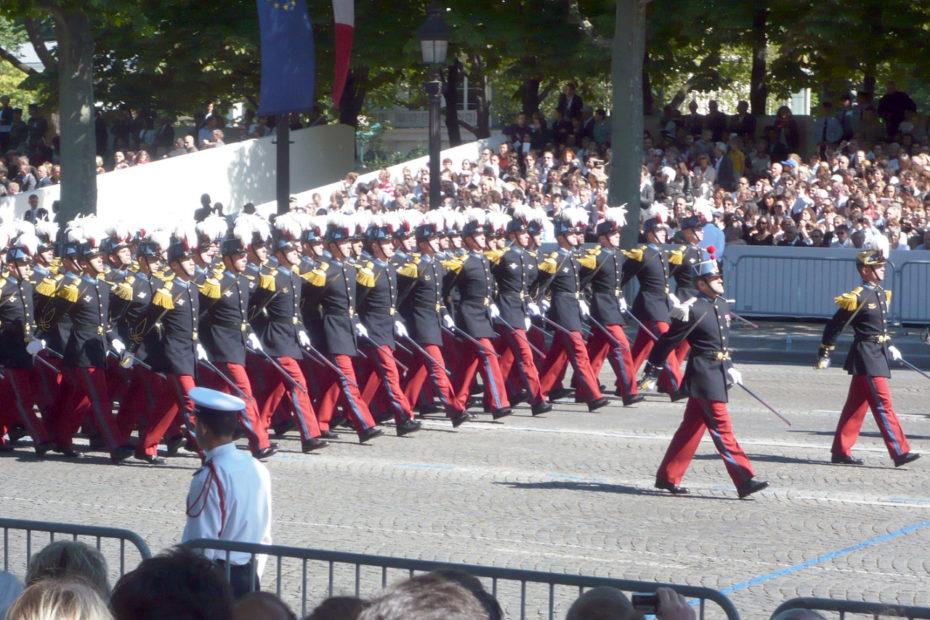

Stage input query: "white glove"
[
  {"left": 617, "top": 297, "right": 628, "bottom": 313},
  {"left": 394, "top": 320, "right": 409, "bottom": 339},
  {"left": 668, "top": 293, "right": 681, "bottom": 307},
  {"left": 247, "top": 333, "right": 263, "bottom": 351},
  {"left": 298, "top": 330, "right": 311, "bottom": 348},
  {"left": 578, "top": 299, "right": 590, "bottom": 317},
  {"left": 354, "top": 323, "right": 369, "bottom": 339},
  {"left": 727, "top": 367, "right": 743, "bottom": 385},
  {"left": 527, "top": 302, "right": 541, "bottom": 317},
  {"left": 443, "top": 314, "right": 456, "bottom": 329},
  {"left": 489, "top": 303, "right": 500, "bottom": 319},
  {"left": 111, "top": 339, "right": 126, "bottom": 355},
  {"left": 26, "top": 339, "right": 44, "bottom": 357},
  {"left": 196, "top": 344, "right": 209, "bottom": 361},
  {"left": 119, "top": 351, "right": 134, "bottom": 369},
  {"left": 888, "top": 345, "right": 903, "bottom": 361},
  {"left": 524, "top": 317, "right": 532, "bottom": 330},
  {"left": 540, "top": 299, "right": 551, "bottom": 313}
]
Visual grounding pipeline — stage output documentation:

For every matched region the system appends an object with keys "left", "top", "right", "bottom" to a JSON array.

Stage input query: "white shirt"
[{"left": 182, "top": 442, "right": 272, "bottom": 574}]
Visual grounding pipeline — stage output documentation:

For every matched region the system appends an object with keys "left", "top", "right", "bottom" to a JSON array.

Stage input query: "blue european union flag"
[{"left": 256, "top": 0, "right": 316, "bottom": 116}]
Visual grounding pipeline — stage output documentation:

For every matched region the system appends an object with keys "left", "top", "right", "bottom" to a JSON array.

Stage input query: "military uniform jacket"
[
  {"left": 33, "top": 268, "right": 73, "bottom": 354},
  {"left": 396, "top": 254, "right": 450, "bottom": 346},
  {"left": 0, "top": 275, "right": 38, "bottom": 369},
  {"left": 445, "top": 251, "right": 497, "bottom": 339},
  {"left": 491, "top": 246, "right": 539, "bottom": 326},
  {"left": 302, "top": 258, "right": 359, "bottom": 356},
  {"left": 105, "top": 267, "right": 136, "bottom": 324},
  {"left": 821, "top": 283, "right": 894, "bottom": 378},
  {"left": 200, "top": 269, "right": 255, "bottom": 365},
  {"left": 251, "top": 265, "right": 304, "bottom": 359},
  {"left": 648, "top": 293, "right": 734, "bottom": 402},
  {"left": 669, "top": 243, "right": 702, "bottom": 301},
  {"left": 538, "top": 248, "right": 585, "bottom": 332},
  {"left": 115, "top": 271, "right": 163, "bottom": 364},
  {"left": 620, "top": 244, "right": 671, "bottom": 324},
  {"left": 59, "top": 274, "right": 115, "bottom": 368},
  {"left": 150, "top": 275, "right": 202, "bottom": 376},
  {"left": 297, "top": 255, "right": 325, "bottom": 348},
  {"left": 357, "top": 257, "right": 398, "bottom": 348},
  {"left": 579, "top": 246, "right": 627, "bottom": 327}
]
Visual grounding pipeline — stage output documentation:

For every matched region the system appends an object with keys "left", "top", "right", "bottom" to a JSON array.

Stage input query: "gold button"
[
  {"left": 389, "top": 307, "right": 395, "bottom": 316},
  {"left": 240, "top": 323, "right": 247, "bottom": 331},
  {"left": 192, "top": 331, "right": 198, "bottom": 341}
]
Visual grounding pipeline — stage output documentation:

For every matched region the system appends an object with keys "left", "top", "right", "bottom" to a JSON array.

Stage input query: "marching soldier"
[
  {"left": 302, "top": 213, "right": 383, "bottom": 443},
  {"left": 621, "top": 205, "right": 684, "bottom": 399},
  {"left": 580, "top": 207, "right": 642, "bottom": 406},
  {"left": 249, "top": 214, "right": 328, "bottom": 452},
  {"left": 396, "top": 211, "right": 470, "bottom": 427},
  {"left": 356, "top": 213, "right": 422, "bottom": 436},
  {"left": 491, "top": 208, "right": 550, "bottom": 415},
  {"left": 665, "top": 213, "right": 707, "bottom": 376},
  {"left": 0, "top": 231, "right": 55, "bottom": 455},
  {"left": 643, "top": 251, "right": 768, "bottom": 499},
  {"left": 199, "top": 219, "right": 277, "bottom": 459},
  {"left": 445, "top": 209, "right": 511, "bottom": 418},
  {"left": 537, "top": 208, "right": 610, "bottom": 411},
  {"left": 815, "top": 250, "right": 919, "bottom": 467}
]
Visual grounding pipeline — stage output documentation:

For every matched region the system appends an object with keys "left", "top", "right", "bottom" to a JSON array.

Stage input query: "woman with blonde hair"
[{"left": 6, "top": 578, "right": 111, "bottom": 620}]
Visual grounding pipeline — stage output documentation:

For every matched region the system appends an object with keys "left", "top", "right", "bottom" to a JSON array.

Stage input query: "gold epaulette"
[
  {"left": 357, "top": 266, "right": 376, "bottom": 288},
  {"left": 35, "top": 275, "right": 60, "bottom": 297},
  {"left": 58, "top": 282, "right": 80, "bottom": 303},
  {"left": 621, "top": 246, "right": 644, "bottom": 262},
  {"left": 200, "top": 278, "right": 222, "bottom": 299},
  {"left": 51, "top": 257, "right": 62, "bottom": 271},
  {"left": 441, "top": 257, "right": 464, "bottom": 273},
  {"left": 577, "top": 252, "right": 597, "bottom": 270},
  {"left": 114, "top": 280, "right": 134, "bottom": 301},
  {"left": 834, "top": 286, "right": 863, "bottom": 311},
  {"left": 152, "top": 287, "right": 175, "bottom": 310},
  {"left": 484, "top": 248, "right": 505, "bottom": 265},
  {"left": 301, "top": 266, "right": 328, "bottom": 287},
  {"left": 885, "top": 290, "right": 892, "bottom": 305},
  {"left": 539, "top": 252, "right": 559, "bottom": 274},
  {"left": 668, "top": 245, "right": 686, "bottom": 266},
  {"left": 396, "top": 262, "right": 419, "bottom": 278},
  {"left": 259, "top": 272, "right": 276, "bottom": 292}
]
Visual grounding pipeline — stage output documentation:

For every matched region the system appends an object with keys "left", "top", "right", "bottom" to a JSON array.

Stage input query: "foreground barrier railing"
[
  {"left": 0, "top": 518, "right": 152, "bottom": 585},
  {"left": 770, "top": 597, "right": 930, "bottom": 619},
  {"left": 184, "top": 538, "right": 740, "bottom": 619}
]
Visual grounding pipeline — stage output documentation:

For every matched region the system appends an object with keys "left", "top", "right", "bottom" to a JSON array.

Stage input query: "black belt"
[
  {"left": 857, "top": 334, "right": 891, "bottom": 343},
  {"left": 72, "top": 324, "right": 106, "bottom": 335},
  {"left": 694, "top": 349, "right": 730, "bottom": 360},
  {"left": 211, "top": 318, "right": 249, "bottom": 331}
]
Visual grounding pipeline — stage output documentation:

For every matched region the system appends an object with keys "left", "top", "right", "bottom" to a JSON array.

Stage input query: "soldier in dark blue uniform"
[
  {"left": 664, "top": 213, "right": 707, "bottom": 381},
  {"left": 816, "top": 250, "right": 919, "bottom": 467},
  {"left": 537, "top": 208, "right": 610, "bottom": 411},
  {"left": 643, "top": 253, "right": 768, "bottom": 499},
  {"left": 249, "top": 214, "right": 328, "bottom": 452},
  {"left": 492, "top": 209, "right": 550, "bottom": 415},
  {"left": 397, "top": 211, "right": 470, "bottom": 427},
  {"left": 356, "top": 214, "right": 421, "bottom": 436},
  {"left": 580, "top": 207, "right": 642, "bottom": 406},
  {"left": 199, "top": 222, "right": 276, "bottom": 459},
  {"left": 621, "top": 205, "right": 684, "bottom": 399},
  {"left": 0, "top": 232, "right": 55, "bottom": 455},
  {"left": 302, "top": 214, "right": 382, "bottom": 443}
]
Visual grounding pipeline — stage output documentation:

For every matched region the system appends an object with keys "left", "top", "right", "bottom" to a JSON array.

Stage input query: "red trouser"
[
  {"left": 539, "top": 330, "right": 603, "bottom": 402},
  {"left": 259, "top": 356, "right": 322, "bottom": 440},
  {"left": 455, "top": 337, "right": 510, "bottom": 411},
  {"left": 657, "top": 397, "right": 755, "bottom": 487},
  {"left": 56, "top": 367, "right": 122, "bottom": 450},
  {"left": 832, "top": 375, "right": 910, "bottom": 459},
  {"left": 498, "top": 327, "right": 545, "bottom": 405},
  {"left": 201, "top": 362, "right": 270, "bottom": 452},
  {"left": 359, "top": 345, "right": 415, "bottom": 424},
  {"left": 0, "top": 368, "right": 51, "bottom": 444},
  {"left": 403, "top": 344, "right": 464, "bottom": 417},
  {"left": 629, "top": 320, "right": 683, "bottom": 392},
  {"left": 34, "top": 351, "right": 62, "bottom": 428},
  {"left": 315, "top": 354, "right": 377, "bottom": 433},
  {"left": 117, "top": 367, "right": 180, "bottom": 456},
  {"left": 587, "top": 324, "right": 637, "bottom": 398}
]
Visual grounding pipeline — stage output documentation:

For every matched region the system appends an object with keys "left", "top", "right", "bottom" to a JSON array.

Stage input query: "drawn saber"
[
  {"left": 248, "top": 347, "right": 308, "bottom": 394},
  {"left": 400, "top": 335, "right": 453, "bottom": 378},
  {"left": 736, "top": 383, "right": 791, "bottom": 426},
  {"left": 493, "top": 315, "right": 546, "bottom": 357},
  {"left": 899, "top": 358, "right": 930, "bottom": 382}
]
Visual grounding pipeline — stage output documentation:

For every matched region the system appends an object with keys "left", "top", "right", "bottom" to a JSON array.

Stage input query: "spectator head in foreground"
[
  {"left": 26, "top": 541, "right": 110, "bottom": 596},
  {"left": 304, "top": 596, "right": 368, "bottom": 620},
  {"left": 0, "top": 571, "right": 25, "bottom": 619},
  {"left": 357, "top": 572, "right": 488, "bottom": 620},
  {"left": 565, "top": 586, "right": 639, "bottom": 620},
  {"left": 6, "top": 578, "right": 111, "bottom": 620},
  {"left": 770, "top": 609, "right": 827, "bottom": 620},
  {"left": 233, "top": 591, "right": 295, "bottom": 620},
  {"left": 109, "top": 546, "right": 233, "bottom": 620}
]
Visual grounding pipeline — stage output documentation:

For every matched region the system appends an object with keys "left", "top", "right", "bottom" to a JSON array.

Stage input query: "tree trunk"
[
  {"left": 468, "top": 54, "right": 491, "bottom": 139},
  {"left": 519, "top": 75, "right": 541, "bottom": 115},
  {"left": 54, "top": 10, "right": 96, "bottom": 222},
  {"left": 749, "top": 7, "right": 768, "bottom": 115},
  {"left": 610, "top": 0, "right": 646, "bottom": 250},
  {"left": 642, "top": 50, "right": 653, "bottom": 115},
  {"left": 443, "top": 59, "right": 462, "bottom": 147},
  {"left": 338, "top": 66, "right": 368, "bottom": 128}
]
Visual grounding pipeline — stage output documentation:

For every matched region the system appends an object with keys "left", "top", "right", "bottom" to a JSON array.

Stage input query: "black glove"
[
  {"left": 815, "top": 345, "right": 831, "bottom": 370},
  {"left": 638, "top": 361, "right": 661, "bottom": 391}
]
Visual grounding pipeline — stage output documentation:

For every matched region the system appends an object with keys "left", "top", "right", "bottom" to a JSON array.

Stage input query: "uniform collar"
[
  {"left": 223, "top": 269, "right": 238, "bottom": 279},
  {"left": 174, "top": 278, "right": 190, "bottom": 289},
  {"left": 203, "top": 441, "right": 237, "bottom": 463},
  {"left": 647, "top": 242, "right": 661, "bottom": 250},
  {"left": 81, "top": 274, "right": 97, "bottom": 283}
]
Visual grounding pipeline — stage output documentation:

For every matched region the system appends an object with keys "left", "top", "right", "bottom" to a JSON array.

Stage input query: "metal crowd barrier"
[
  {"left": 770, "top": 597, "right": 930, "bottom": 619},
  {"left": 183, "top": 538, "right": 740, "bottom": 619},
  {"left": 0, "top": 518, "right": 152, "bottom": 585}
]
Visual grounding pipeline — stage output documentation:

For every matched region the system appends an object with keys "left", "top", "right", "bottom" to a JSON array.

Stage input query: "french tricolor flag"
[{"left": 332, "top": 0, "right": 354, "bottom": 107}]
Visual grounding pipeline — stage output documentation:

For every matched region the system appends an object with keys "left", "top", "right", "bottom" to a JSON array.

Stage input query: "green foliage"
[{"left": 0, "top": 57, "right": 38, "bottom": 105}]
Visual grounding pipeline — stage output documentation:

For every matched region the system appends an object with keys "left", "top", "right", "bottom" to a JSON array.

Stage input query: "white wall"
[{"left": 2, "top": 123, "right": 355, "bottom": 223}]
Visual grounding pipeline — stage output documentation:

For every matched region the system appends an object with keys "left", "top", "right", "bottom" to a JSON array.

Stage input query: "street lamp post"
[{"left": 418, "top": 2, "right": 450, "bottom": 211}]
